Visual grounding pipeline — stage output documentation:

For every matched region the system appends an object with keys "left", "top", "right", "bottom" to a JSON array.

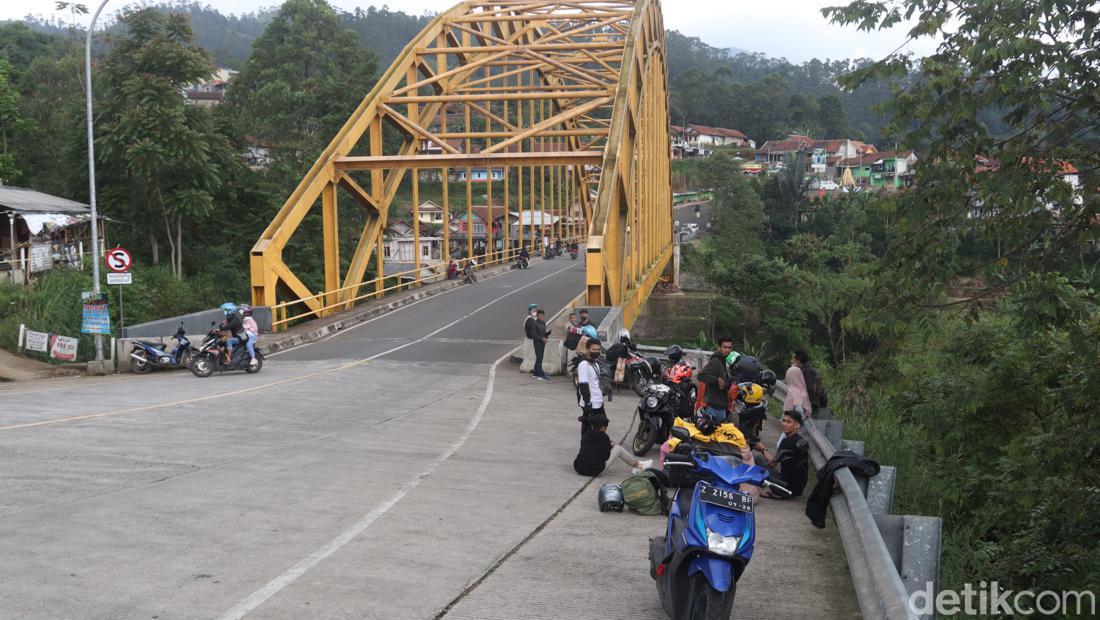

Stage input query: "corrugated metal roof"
[{"left": 0, "top": 186, "right": 90, "bottom": 214}]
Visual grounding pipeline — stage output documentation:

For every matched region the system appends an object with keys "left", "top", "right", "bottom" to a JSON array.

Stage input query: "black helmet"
[
  {"left": 695, "top": 410, "right": 719, "bottom": 435},
  {"left": 735, "top": 355, "right": 762, "bottom": 383},
  {"left": 645, "top": 356, "right": 662, "bottom": 376},
  {"left": 664, "top": 344, "right": 684, "bottom": 364},
  {"left": 598, "top": 483, "right": 625, "bottom": 512},
  {"left": 759, "top": 368, "right": 777, "bottom": 393}
]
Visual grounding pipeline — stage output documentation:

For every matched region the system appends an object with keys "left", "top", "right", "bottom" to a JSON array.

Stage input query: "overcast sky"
[{"left": 2, "top": 0, "right": 936, "bottom": 63}]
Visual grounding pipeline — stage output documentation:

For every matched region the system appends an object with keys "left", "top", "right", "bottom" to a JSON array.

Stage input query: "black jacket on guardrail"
[{"left": 806, "top": 450, "right": 881, "bottom": 529}]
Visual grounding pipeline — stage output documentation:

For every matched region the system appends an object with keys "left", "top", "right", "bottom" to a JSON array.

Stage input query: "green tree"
[
  {"left": 225, "top": 0, "right": 379, "bottom": 171},
  {"left": 816, "top": 93, "right": 850, "bottom": 138},
  {"left": 824, "top": 0, "right": 1100, "bottom": 308},
  {"left": 0, "top": 57, "right": 26, "bottom": 183},
  {"left": 95, "top": 8, "right": 238, "bottom": 278}
]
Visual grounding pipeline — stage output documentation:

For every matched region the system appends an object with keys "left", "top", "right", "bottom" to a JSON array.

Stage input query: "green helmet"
[{"left": 726, "top": 350, "right": 741, "bottom": 366}]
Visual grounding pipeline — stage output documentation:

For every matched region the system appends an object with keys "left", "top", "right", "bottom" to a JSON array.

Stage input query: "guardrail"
[
  {"left": 270, "top": 236, "right": 583, "bottom": 331},
  {"left": 635, "top": 345, "right": 937, "bottom": 620}
]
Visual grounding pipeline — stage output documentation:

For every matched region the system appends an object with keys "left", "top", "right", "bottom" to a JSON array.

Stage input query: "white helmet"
[{"left": 618, "top": 328, "right": 630, "bottom": 344}]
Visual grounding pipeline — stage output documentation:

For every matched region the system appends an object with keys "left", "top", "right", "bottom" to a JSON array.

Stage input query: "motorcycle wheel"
[
  {"left": 632, "top": 413, "right": 658, "bottom": 456},
  {"left": 131, "top": 351, "right": 153, "bottom": 374},
  {"left": 189, "top": 353, "right": 215, "bottom": 378},
  {"left": 631, "top": 368, "right": 652, "bottom": 396},
  {"left": 686, "top": 574, "right": 736, "bottom": 620},
  {"left": 246, "top": 351, "right": 263, "bottom": 374}
]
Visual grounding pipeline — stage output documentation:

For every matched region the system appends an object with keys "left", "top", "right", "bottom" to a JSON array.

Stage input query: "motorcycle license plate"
[{"left": 698, "top": 483, "right": 753, "bottom": 513}]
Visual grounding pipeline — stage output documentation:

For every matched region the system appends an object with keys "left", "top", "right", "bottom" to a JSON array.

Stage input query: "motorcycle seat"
[{"left": 136, "top": 341, "right": 164, "bottom": 348}]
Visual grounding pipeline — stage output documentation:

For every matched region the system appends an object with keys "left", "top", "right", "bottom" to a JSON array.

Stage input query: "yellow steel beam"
[{"left": 251, "top": 0, "right": 672, "bottom": 331}]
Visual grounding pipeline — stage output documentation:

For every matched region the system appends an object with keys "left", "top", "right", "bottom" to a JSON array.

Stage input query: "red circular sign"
[{"left": 105, "top": 247, "right": 132, "bottom": 273}]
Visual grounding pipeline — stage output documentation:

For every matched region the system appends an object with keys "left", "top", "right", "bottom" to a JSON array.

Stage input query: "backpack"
[{"left": 621, "top": 470, "right": 668, "bottom": 516}]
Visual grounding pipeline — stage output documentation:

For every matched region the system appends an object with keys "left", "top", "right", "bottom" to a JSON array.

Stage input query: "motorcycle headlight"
[
  {"left": 645, "top": 395, "right": 659, "bottom": 409},
  {"left": 706, "top": 529, "right": 741, "bottom": 557}
]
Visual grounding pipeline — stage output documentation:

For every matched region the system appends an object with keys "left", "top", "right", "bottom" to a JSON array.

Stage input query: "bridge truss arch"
[{"left": 251, "top": 0, "right": 673, "bottom": 329}]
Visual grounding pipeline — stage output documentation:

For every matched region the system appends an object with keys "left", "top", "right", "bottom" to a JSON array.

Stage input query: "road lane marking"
[
  {"left": 215, "top": 347, "right": 513, "bottom": 620},
  {"left": 0, "top": 263, "right": 578, "bottom": 433},
  {"left": 277, "top": 258, "right": 576, "bottom": 351}
]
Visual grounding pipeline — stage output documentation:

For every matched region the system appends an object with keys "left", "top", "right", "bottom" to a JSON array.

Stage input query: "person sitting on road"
[
  {"left": 241, "top": 305, "right": 260, "bottom": 367},
  {"left": 753, "top": 410, "right": 810, "bottom": 498},
  {"left": 219, "top": 302, "right": 246, "bottom": 364},
  {"left": 573, "top": 412, "right": 650, "bottom": 476},
  {"left": 447, "top": 260, "right": 459, "bottom": 280}
]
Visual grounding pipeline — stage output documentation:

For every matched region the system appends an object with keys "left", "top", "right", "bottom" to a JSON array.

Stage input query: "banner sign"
[
  {"left": 49, "top": 335, "right": 79, "bottom": 361},
  {"left": 81, "top": 294, "right": 111, "bottom": 335},
  {"left": 24, "top": 329, "right": 49, "bottom": 353}
]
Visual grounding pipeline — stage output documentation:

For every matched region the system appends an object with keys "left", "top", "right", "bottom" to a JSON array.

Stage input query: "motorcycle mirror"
[
  {"left": 670, "top": 426, "right": 691, "bottom": 441},
  {"left": 766, "top": 481, "right": 792, "bottom": 498}
]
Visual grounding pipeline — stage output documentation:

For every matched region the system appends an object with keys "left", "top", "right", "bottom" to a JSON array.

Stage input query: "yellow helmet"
[{"left": 741, "top": 383, "right": 765, "bottom": 405}]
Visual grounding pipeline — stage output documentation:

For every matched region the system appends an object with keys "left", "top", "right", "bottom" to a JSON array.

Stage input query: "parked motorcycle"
[
  {"left": 464, "top": 264, "right": 478, "bottom": 283},
  {"left": 189, "top": 323, "right": 263, "bottom": 377},
  {"left": 623, "top": 351, "right": 661, "bottom": 396},
  {"left": 130, "top": 325, "right": 193, "bottom": 373},
  {"left": 664, "top": 362, "right": 698, "bottom": 414},
  {"left": 632, "top": 383, "right": 678, "bottom": 456},
  {"left": 516, "top": 255, "right": 530, "bottom": 269},
  {"left": 649, "top": 427, "right": 790, "bottom": 619}
]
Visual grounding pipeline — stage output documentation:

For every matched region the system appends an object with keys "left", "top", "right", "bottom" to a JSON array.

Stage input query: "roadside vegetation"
[{"left": 683, "top": 0, "right": 1100, "bottom": 594}]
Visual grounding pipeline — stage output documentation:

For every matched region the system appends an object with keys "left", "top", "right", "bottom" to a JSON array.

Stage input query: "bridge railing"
[
  {"left": 635, "top": 344, "right": 935, "bottom": 620},
  {"left": 269, "top": 236, "right": 583, "bottom": 331}
]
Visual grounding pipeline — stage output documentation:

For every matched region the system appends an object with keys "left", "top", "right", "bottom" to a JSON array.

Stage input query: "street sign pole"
[{"left": 86, "top": 0, "right": 112, "bottom": 373}]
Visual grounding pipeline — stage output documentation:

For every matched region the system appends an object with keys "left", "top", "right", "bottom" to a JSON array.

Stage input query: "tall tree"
[
  {"left": 816, "top": 93, "right": 850, "bottom": 138},
  {"left": 225, "top": 0, "right": 378, "bottom": 171},
  {"left": 0, "top": 57, "right": 26, "bottom": 183},
  {"left": 95, "top": 8, "right": 237, "bottom": 277}
]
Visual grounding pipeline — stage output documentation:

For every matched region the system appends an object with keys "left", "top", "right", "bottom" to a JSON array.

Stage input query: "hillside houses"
[{"left": 672, "top": 124, "right": 755, "bottom": 158}]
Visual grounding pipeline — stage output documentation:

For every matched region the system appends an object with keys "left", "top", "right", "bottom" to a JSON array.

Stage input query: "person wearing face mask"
[{"left": 576, "top": 338, "right": 606, "bottom": 435}]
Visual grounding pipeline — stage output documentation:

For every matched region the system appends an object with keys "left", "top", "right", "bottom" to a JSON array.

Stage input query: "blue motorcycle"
[
  {"left": 130, "top": 325, "right": 192, "bottom": 374},
  {"left": 648, "top": 427, "right": 789, "bottom": 619}
]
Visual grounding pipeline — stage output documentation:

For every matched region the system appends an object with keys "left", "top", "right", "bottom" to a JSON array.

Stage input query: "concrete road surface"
[{"left": 0, "top": 255, "right": 857, "bottom": 619}]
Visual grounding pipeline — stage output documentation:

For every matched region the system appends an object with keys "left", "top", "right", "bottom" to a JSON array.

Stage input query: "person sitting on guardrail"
[
  {"left": 698, "top": 336, "right": 735, "bottom": 422},
  {"left": 783, "top": 366, "right": 813, "bottom": 419},
  {"left": 573, "top": 412, "right": 650, "bottom": 476},
  {"left": 753, "top": 410, "right": 810, "bottom": 498}
]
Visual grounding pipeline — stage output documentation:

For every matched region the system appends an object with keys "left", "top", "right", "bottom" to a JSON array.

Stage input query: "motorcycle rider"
[
  {"left": 219, "top": 302, "right": 246, "bottom": 364},
  {"left": 240, "top": 305, "right": 259, "bottom": 367},
  {"left": 518, "top": 245, "right": 530, "bottom": 268}
]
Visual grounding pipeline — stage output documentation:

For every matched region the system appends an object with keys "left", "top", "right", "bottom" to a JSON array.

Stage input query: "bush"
[{"left": 0, "top": 264, "right": 230, "bottom": 362}]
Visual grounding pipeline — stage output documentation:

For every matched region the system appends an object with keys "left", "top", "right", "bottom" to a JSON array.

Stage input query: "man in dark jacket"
[
  {"left": 526, "top": 307, "right": 549, "bottom": 380},
  {"left": 697, "top": 336, "right": 734, "bottom": 421},
  {"left": 793, "top": 350, "right": 827, "bottom": 413}
]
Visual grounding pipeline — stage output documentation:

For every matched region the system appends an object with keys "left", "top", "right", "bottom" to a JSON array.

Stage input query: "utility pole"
[{"left": 85, "top": 0, "right": 114, "bottom": 374}]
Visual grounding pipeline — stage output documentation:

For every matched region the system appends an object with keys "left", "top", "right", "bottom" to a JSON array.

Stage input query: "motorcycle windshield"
[{"left": 694, "top": 456, "right": 769, "bottom": 487}]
